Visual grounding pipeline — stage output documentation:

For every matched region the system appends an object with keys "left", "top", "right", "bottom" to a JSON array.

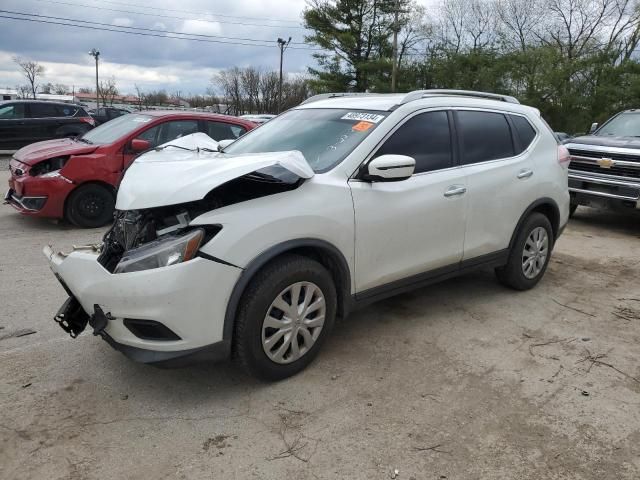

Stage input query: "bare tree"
[
  {"left": 53, "top": 83, "right": 69, "bottom": 95},
  {"left": 134, "top": 84, "right": 146, "bottom": 110},
  {"left": 15, "top": 85, "right": 31, "bottom": 99},
  {"left": 98, "top": 77, "right": 118, "bottom": 106},
  {"left": 13, "top": 57, "right": 45, "bottom": 99}
]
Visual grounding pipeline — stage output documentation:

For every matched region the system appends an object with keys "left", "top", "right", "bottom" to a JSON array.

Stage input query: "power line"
[
  {"left": 0, "top": 9, "right": 309, "bottom": 45},
  {"left": 28, "top": 0, "right": 308, "bottom": 30},
  {"left": 0, "top": 13, "right": 321, "bottom": 50},
  {"left": 79, "top": 0, "right": 302, "bottom": 24}
]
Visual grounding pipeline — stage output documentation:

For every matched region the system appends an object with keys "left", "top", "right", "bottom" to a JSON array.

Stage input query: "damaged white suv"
[{"left": 46, "top": 90, "right": 570, "bottom": 380}]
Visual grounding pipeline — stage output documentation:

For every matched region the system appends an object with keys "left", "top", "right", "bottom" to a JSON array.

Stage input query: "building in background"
[{"left": 0, "top": 88, "right": 18, "bottom": 101}]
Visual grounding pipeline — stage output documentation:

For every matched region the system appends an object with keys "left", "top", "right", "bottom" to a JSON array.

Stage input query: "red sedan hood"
[{"left": 13, "top": 138, "right": 99, "bottom": 165}]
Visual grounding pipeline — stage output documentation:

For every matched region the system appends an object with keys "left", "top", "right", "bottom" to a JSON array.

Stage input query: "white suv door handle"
[
  {"left": 444, "top": 185, "right": 467, "bottom": 197},
  {"left": 517, "top": 169, "right": 534, "bottom": 179}
]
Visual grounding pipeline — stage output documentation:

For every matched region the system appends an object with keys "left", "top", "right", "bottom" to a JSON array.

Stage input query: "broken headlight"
[{"left": 114, "top": 228, "right": 204, "bottom": 274}]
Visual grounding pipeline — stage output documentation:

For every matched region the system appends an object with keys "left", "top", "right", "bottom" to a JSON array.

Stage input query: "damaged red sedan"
[{"left": 5, "top": 111, "right": 255, "bottom": 227}]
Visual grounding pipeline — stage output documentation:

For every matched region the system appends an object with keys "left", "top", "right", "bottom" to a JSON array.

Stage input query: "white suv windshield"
[
  {"left": 223, "top": 108, "right": 388, "bottom": 172},
  {"left": 81, "top": 114, "right": 153, "bottom": 144}
]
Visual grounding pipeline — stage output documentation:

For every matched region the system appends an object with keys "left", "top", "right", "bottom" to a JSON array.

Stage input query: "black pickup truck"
[{"left": 565, "top": 110, "right": 640, "bottom": 215}]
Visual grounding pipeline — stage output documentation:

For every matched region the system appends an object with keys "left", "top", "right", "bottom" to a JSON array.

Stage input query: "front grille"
[
  {"left": 569, "top": 161, "right": 640, "bottom": 180},
  {"left": 569, "top": 148, "right": 640, "bottom": 163}
]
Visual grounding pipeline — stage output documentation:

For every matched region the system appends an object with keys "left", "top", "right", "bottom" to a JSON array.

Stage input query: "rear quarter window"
[{"left": 510, "top": 115, "right": 537, "bottom": 152}]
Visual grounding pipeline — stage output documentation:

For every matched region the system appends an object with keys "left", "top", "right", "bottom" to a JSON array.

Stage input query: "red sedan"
[{"left": 5, "top": 111, "right": 255, "bottom": 227}]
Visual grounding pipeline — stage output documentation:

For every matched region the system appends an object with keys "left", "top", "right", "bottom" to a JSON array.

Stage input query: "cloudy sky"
[{"left": 0, "top": 0, "right": 326, "bottom": 95}]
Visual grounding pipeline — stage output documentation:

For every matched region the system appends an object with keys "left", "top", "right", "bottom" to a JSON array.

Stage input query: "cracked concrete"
[{"left": 1, "top": 166, "right": 639, "bottom": 479}]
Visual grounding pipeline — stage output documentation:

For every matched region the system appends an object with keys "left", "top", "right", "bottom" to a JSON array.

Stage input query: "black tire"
[
  {"left": 569, "top": 203, "right": 578, "bottom": 218},
  {"left": 66, "top": 183, "right": 115, "bottom": 228},
  {"left": 495, "top": 212, "right": 554, "bottom": 291},
  {"left": 233, "top": 254, "right": 337, "bottom": 381}
]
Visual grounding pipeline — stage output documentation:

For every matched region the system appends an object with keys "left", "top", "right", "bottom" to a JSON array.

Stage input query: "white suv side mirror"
[
  {"left": 589, "top": 122, "right": 598, "bottom": 134},
  {"left": 366, "top": 154, "right": 416, "bottom": 181}
]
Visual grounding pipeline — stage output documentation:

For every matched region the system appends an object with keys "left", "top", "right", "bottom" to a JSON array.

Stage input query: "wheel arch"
[
  {"left": 509, "top": 197, "right": 560, "bottom": 250},
  {"left": 63, "top": 180, "right": 117, "bottom": 219},
  {"left": 222, "top": 238, "right": 352, "bottom": 342}
]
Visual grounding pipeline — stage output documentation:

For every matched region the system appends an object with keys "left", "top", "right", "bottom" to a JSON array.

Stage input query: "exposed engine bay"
[{"left": 98, "top": 166, "right": 303, "bottom": 272}]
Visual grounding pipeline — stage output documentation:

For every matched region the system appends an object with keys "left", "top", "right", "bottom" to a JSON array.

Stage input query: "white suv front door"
[{"left": 349, "top": 110, "right": 467, "bottom": 293}]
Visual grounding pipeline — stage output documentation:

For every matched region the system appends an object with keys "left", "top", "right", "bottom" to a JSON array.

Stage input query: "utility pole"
[
  {"left": 89, "top": 48, "right": 100, "bottom": 108},
  {"left": 277, "top": 37, "right": 291, "bottom": 114},
  {"left": 391, "top": 0, "right": 400, "bottom": 93}
]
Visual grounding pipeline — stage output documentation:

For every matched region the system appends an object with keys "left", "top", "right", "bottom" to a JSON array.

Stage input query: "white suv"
[{"left": 46, "top": 90, "right": 570, "bottom": 380}]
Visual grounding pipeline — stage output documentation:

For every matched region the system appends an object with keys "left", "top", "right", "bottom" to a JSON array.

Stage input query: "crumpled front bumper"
[{"left": 44, "top": 245, "right": 242, "bottom": 363}]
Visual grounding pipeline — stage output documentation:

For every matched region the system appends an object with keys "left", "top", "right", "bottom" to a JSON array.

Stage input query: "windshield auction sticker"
[
  {"left": 352, "top": 121, "right": 374, "bottom": 132},
  {"left": 341, "top": 112, "right": 385, "bottom": 123}
]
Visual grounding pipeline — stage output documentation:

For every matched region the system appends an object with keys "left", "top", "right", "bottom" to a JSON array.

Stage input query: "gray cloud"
[{"left": 0, "top": 0, "right": 314, "bottom": 94}]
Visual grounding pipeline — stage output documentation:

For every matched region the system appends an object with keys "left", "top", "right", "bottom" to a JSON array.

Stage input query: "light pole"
[
  {"left": 277, "top": 37, "right": 291, "bottom": 114},
  {"left": 89, "top": 48, "right": 100, "bottom": 108}
]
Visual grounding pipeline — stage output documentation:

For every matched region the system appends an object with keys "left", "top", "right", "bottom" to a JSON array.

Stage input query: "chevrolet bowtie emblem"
[{"left": 597, "top": 157, "right": 615, "bottom": 168}]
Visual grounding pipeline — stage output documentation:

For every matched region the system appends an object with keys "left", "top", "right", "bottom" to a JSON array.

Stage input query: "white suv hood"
[{"left": 116, "top": 135, "right": 314, "bottom": 210}]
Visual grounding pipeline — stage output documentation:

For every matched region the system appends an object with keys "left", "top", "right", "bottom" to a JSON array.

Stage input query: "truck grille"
[
  {"left": 569, "top": 161, "right": 640, "bottom": 179},
  {"left": 568, "top": 148, "right": 640, "bottom": 163}
]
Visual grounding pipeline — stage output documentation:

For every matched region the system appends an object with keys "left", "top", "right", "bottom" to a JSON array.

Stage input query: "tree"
[
  {"left": 13, "top": 57, "right": 45, "bottom": 99},
  {"left": 78, "top": 87, "right": 92, "bottom": 94},
  {"left": 303, "top": 0, "right": 402, "bottom": 91},
  {"left": 53, "top": 83, "right": 69, "bottom": 95},
  {"left": 98, "top": 77, "right": 118, "bottom": 106}
]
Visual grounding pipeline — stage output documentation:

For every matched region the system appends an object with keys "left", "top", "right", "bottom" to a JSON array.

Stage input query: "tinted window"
[
  {"left": 206, "top": 121, "right": 246, "bottom": 140},
  {"left": 95, "top": 108, "right": 106, "bottom": 116},
  {"left": 136, "top": 124, "right": 162, "bottom": 147},
  {"left": 29, "top": 103, "right": 59, "bottom": 118},
  {"left": 0, "top": 104, "right": 25, "bottom": 119},
  {"left": 56, "top": 105, "right": 79, "bottom": 117},
  {"left": 158, "top": 120, "right": 199, "bottom": 144},
  {"left": 510, "top": 115, "right": 536, "bottom": 152},
  {"left": 374, "top": 111, "right": 452, "bottom": 173},
  {"left": 457, "top": 111, "right": 514, "bottom": 164}
]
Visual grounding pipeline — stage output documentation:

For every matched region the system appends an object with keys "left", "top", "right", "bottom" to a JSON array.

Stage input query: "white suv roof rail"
[
  {"left": 300, "top": 92, "right": 385, "bottom": 105},
  {"left": 300, "top": 89, "right": 520, "bottom": 108},
  {"left": 399, "top": 89, "right": 520, "bottom": 105}
]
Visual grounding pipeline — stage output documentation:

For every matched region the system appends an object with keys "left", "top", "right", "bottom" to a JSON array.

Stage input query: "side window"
[
  {"left": 457, "top": 111, "right": 514, "bottom": 165},
  {"left": 136, "top": 124, "right": 162, "bottom": 147},
  {"left": 0, "top": 104, "right": 25, "bottom": 119},
  {"left": 29, "top": 103, "right": 59, "bottom": 118},
  {"left": 510, "top": 115, "right": 537, "bottom": 153},
  {"left": 374, "top": 111, "right": 452, "bottom": 174},
  {"left": 55, "top": 105, "right": 78, "bottom": 117},
  {"left": 206, "top": 121, "right": 246, "bottom": 140},
  {"left": 157, "top": 120, "right": 199, "bottom": 145}
]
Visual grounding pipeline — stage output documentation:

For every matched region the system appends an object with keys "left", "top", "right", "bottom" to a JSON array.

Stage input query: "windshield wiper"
[{"left": 77, "top": 137, "right": 92, "bottom": 144}]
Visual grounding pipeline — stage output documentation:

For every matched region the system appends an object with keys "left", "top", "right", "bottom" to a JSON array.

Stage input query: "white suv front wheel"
[{"left": 233, "top": 254, "right": 337, "bottom": 380}]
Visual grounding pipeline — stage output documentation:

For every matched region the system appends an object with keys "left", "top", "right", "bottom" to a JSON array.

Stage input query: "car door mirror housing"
[
  {"left": 217, "top": 138, "right": 235, "bottom": 151},
  {"left": 364, "top": 155, "right": 416, "bottom": 181},
  {"left": 130, "top": 138, "right": 151, "bottom": 152},
  {"left": 589, "top": 122, "right": 598, "bottom": 134}
]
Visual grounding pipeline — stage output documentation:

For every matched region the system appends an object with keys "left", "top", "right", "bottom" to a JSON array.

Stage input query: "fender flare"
[
  {"left": 508, "top": 197, "right": 561, "bottom": 250},
  {"left": 221, "top": 238, "right": 352, "bottom": 342}
]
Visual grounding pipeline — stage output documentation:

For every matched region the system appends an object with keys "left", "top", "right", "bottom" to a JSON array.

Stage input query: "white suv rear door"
[
  {"left": 454, "top": 109, "right": 540, "bottom": 260},
  {"left": 350, "top": 110, "right": 467, "bottom": 293}
]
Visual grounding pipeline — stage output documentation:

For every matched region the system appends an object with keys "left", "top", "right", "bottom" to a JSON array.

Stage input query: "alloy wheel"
[
  {"left": 522, "top": 226, "right": 549, "bottom": 279},
  {"left": 261, "top": 281, "right": 326, "bottom": 364}
]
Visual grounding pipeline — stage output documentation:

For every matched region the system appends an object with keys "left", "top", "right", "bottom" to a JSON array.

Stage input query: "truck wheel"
[
  {"left": 233, "top": 254, "right": 337, "bottom": 381},
  {"left": 569, "top": 203, "right": 578, "bottom": 218},
  {"left": 66, "top": 184, "right": 115, "bottom": 228},
  {"left": 495, "top": 213, "right": 554, "bottom": 291}
]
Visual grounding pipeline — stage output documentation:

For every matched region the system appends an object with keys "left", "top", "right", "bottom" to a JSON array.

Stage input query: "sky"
[{"left": 0, "top": 0, "right": 324, "bottom": 95}]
